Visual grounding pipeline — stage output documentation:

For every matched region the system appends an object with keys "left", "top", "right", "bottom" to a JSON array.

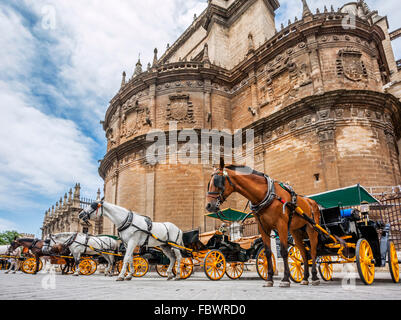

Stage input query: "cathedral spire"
[
  {"left": 134, "top": 54, "right": 142, "bottom": 76},
  {"left": 202, "top": 43, "right": 210, "bottom": 65},
  {"left": 152, "top": 48, "right": 158, "bottom": 67},
  {"left": 121, "top": 71, "right": 126, "bottom": 87},
  {"left": 301, "top": 0, "right": 312, "bottom": 18}
]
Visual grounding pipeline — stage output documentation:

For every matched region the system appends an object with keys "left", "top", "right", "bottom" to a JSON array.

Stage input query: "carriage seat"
[
  {"left": 320, "top": 207, "right": 359, "bottom": 236},
  {"left": 233, "top": 235, "right": 261, "bottom": 250}
]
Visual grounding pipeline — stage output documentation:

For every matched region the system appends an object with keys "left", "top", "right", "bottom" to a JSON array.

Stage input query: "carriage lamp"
[{"left": 360, "top": 201, "right": 370, "bottom": 226}]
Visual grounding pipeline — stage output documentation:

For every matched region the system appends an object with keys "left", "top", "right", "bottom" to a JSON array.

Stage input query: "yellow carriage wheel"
[
  {"left": 288, "top": 246, "right": 304, "bottom": 283},
  {"left": 356, "top": 239, "right": 375, "bottom": 285},
  {"left": 204, "top": 250, "right": 226, "bottom": 281},
  {"left": 79, "top": 258, "right": 97, "bottom": 276},
  {"left": 388, "top": 241, "right": 399, "bottom": 283},
  {"left": 22, "top": 258, "right": 43, "bottom": 274},
  {"left": 132, "top": 257, "right": 149, "bottom": 277},
  {"left": 116, "top": 257, "right": 148, "bottom": 277},
  {"left": 256, "top": 247, "right": 277, "bottom": 280},
  {"left": 318, "top": 256, "right": 333, "bottom": 281},
  {"left": 173, "top": 258, "right": 194, "bottom": 280},
  {"left": 225, "top": 262, "right": 244, "bottom": 280},
  {"left": 156, "top": 265, "right": 169, "bottom": 277}
]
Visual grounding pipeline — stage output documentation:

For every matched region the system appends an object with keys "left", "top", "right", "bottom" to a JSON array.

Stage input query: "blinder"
[{"left": 207, "top": 170, "right": 235, "bottom": 208}]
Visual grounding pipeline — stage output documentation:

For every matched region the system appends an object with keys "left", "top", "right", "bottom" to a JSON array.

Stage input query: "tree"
[{"left": 0, "top": 231, "right": 21, "bottom": 245}]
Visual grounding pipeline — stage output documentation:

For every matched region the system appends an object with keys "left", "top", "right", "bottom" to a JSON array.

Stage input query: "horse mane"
[
  {"left": 52, "top": 232, "right": 78, "bottom": 239},
  {"left": 17, "top": 238, "right": 35, "bottom": 242},
  {"left": 225, "top": 165, "right": 265, "bottom": 177}
]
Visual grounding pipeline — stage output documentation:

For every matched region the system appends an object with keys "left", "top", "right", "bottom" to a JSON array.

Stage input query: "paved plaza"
[{"left": 1, "top": 269, "right": 400, "bottom": 300}]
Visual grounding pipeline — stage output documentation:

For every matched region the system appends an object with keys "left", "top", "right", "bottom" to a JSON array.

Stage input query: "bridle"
[
  {"left": 207, "top": 169, "right": 236, "bottom": 209},
  {"left": 80, "top": 201, "right": 104, "bottom": 223}
]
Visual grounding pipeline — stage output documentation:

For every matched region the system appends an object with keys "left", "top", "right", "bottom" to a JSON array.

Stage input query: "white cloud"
[
  {"left": 0, "top": 80, "right": 102, "bottom": 206},
  {"left": 0, "top": 217, "right": 18, "bottom": 232}
]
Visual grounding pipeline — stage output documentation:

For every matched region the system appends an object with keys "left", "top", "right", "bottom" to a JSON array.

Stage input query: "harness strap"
[
  {"left": 117, "top": 211, "right": 133, "bottom": 233},
  {"left": 83, "top": 234, "right": 90, "bottom": 255},
  {"left": 29, "top": 239, "right": 39, "bottom": 250},
  {"left": 249, "top": 175, "right": 277, "bottom": 214}
]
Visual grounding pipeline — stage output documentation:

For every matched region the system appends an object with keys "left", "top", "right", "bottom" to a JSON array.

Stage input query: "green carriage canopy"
[
  {"left": 97, "top": 234, "right": 120, "bottom": 241},
  {"left": 308, "top": 184, "right": 379, "bottom": 209},
  {"left": 205, "top": 208, "right": 253, "bottom": 222}
]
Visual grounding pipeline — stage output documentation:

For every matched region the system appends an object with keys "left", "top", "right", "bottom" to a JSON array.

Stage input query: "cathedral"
[{"left": 52, "top": 0, "right": 401, "bottom": 236}]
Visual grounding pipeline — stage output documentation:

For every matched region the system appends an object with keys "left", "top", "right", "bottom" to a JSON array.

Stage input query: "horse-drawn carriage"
[
  {"left": 287, "top": 184, "right": 400, "bottom": 285},
  {"left": 132, "top": 208, "right": 272, "bottom": 281}
]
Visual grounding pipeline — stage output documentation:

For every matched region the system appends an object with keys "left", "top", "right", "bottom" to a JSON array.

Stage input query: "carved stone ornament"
[
  {"left": 166, "top": 94, "right": 195, "bottom": 123},
  {"left": 120, "top": 100, "right": 151, "bottom": 138},
  {"left": 317, "top": 125, "right": 336, "bottom": 143},
  {"left": 337, "top": 48, "right": 368, "bottom": 82},
  {"left": 318, "top": 109, "right": 330, "bottom": 120},
  {"left": 106, "top": 128, "right": 117, "bottom": 148}
]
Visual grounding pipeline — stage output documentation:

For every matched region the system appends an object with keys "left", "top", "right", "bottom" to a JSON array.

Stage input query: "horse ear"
[{"left": 219, "top": 157, "right": 225, "bottom": 170}]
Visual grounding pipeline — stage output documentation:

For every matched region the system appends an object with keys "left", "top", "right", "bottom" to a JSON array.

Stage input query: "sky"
[{"left": 0, "top": 0, "right": 400, "bottom": 237}]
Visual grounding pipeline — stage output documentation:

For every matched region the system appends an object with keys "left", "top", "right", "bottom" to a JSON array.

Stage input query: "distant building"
[
  {"left": 19, "top": 233, "right": 35, "bottom": 239},
  {"left": 41, "top": 184, "right": 103, "bottom": 239}
]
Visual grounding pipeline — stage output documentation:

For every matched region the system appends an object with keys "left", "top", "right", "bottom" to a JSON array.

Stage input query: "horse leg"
[
  {"left": 105, "top": 256, "right": 114, "bottom": 277},
  {"left": 172, "top": 248, "right": 182, "bottom": 280},
  {"left": 277, "top": 224, "right": 291, "bottom": 287},
  {"left": 306, "top": 225, "right": 320, "bottom": 286},
  {"left": 117, "top": 239, "right": 135, "bottom": 281},
  {"left": 259, "top": 228, "right": 274, "bottom": 287},
  {"left": 161, "top": 246, "right": 176, "bottom": 280},
  {"left": 5, "top": 260, "right": 11, "bottom": 274},
  {"left": 72, "top": 252, "right": 81, "bottom": 276},
  {"left": 291, "top": 229, "right": 309, "bottom": 285},
  {"left": 34, "top": 255, "right": 40, "bottom": 274}
]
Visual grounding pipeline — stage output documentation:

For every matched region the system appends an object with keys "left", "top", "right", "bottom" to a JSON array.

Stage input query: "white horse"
[
  {"left": 79, "top": 201, "right": 184, "bottom": 281},
  {"left": 44, "top": 232, "right": 119, "bottom": 276},
  {"left": 0, "top": 245, "right": 22, "bottom": 274}
]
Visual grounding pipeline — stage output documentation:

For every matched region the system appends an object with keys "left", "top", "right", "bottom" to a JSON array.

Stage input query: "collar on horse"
[
  {"left": 64, "top": 233, "right": 78, "bottom": 247},
  {"left": 117, "top": 210, "right": 134, "bottom": 233},
  {"left": 249, "top": 175, "right": 278, "bottom": 215}
]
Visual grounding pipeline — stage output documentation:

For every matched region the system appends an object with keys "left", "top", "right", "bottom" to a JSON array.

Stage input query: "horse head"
[
  {"left": 8, "top": 239, "right": 21, "bottom": 253},
  {"left": 51, "top": 243, "right": 67, "bottom": 255},
  {"left": 205, "top": 157, "right": 236, "bottom": 213},
  {"left": 78, "top": 200, "right": 104, "bottom": 223}
]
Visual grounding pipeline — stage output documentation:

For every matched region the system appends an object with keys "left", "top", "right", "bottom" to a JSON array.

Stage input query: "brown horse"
[
  {"left": 8, "top": 238, "right": 46, "bottom": 274},
  {"left": 205, "top": 159, "right": 321, "bottom": 287}
]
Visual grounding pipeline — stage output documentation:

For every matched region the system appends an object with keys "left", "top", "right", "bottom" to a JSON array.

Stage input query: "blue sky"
[{"left": 0, "top": 0, "right": 400, "bottom": 237}]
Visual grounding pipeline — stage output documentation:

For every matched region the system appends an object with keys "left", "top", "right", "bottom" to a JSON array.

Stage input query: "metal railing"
[{"left": 79, "top": 197, "right": 95, "bottom": 209}]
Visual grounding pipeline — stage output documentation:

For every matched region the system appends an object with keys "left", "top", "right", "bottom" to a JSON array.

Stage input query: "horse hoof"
[
  {"left": 167, "top": 276, "right": 174, "bottom": 281},
  {"left": 279, "top": 281, "right": 290, "bottom": 288},
  {"left": 263, "top": 281, "right": 274, "bottom": 287},
  {"left": 73, "top": 273, "right": 79, "bottom": 277},
  {"left": 116, "top": 277, "right": 124, "bottom": 281},
  {"left": 125, "top": 276, "right": 132, "bottom": 281},
  {"left": 312, "top": 280, "right": 320, "bottom": 286},
  {"left": 301, "top": 280, "right": 309, "bottom": 286},
  {"left": 174, "top": 277, "right": 182, "bottom": 281}
]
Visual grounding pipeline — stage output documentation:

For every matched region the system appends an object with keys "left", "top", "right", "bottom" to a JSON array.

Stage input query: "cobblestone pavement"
[{"left": 0, "top": 270, "right": 400, "bottom": 300}]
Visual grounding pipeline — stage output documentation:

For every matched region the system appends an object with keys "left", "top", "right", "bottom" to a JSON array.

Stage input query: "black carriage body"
[
  {"left": 299, "top": 206, "right": 387, "bottom": 266},
  {"left": 183, "top": 229, "right": 263, "bottom": 263}
]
